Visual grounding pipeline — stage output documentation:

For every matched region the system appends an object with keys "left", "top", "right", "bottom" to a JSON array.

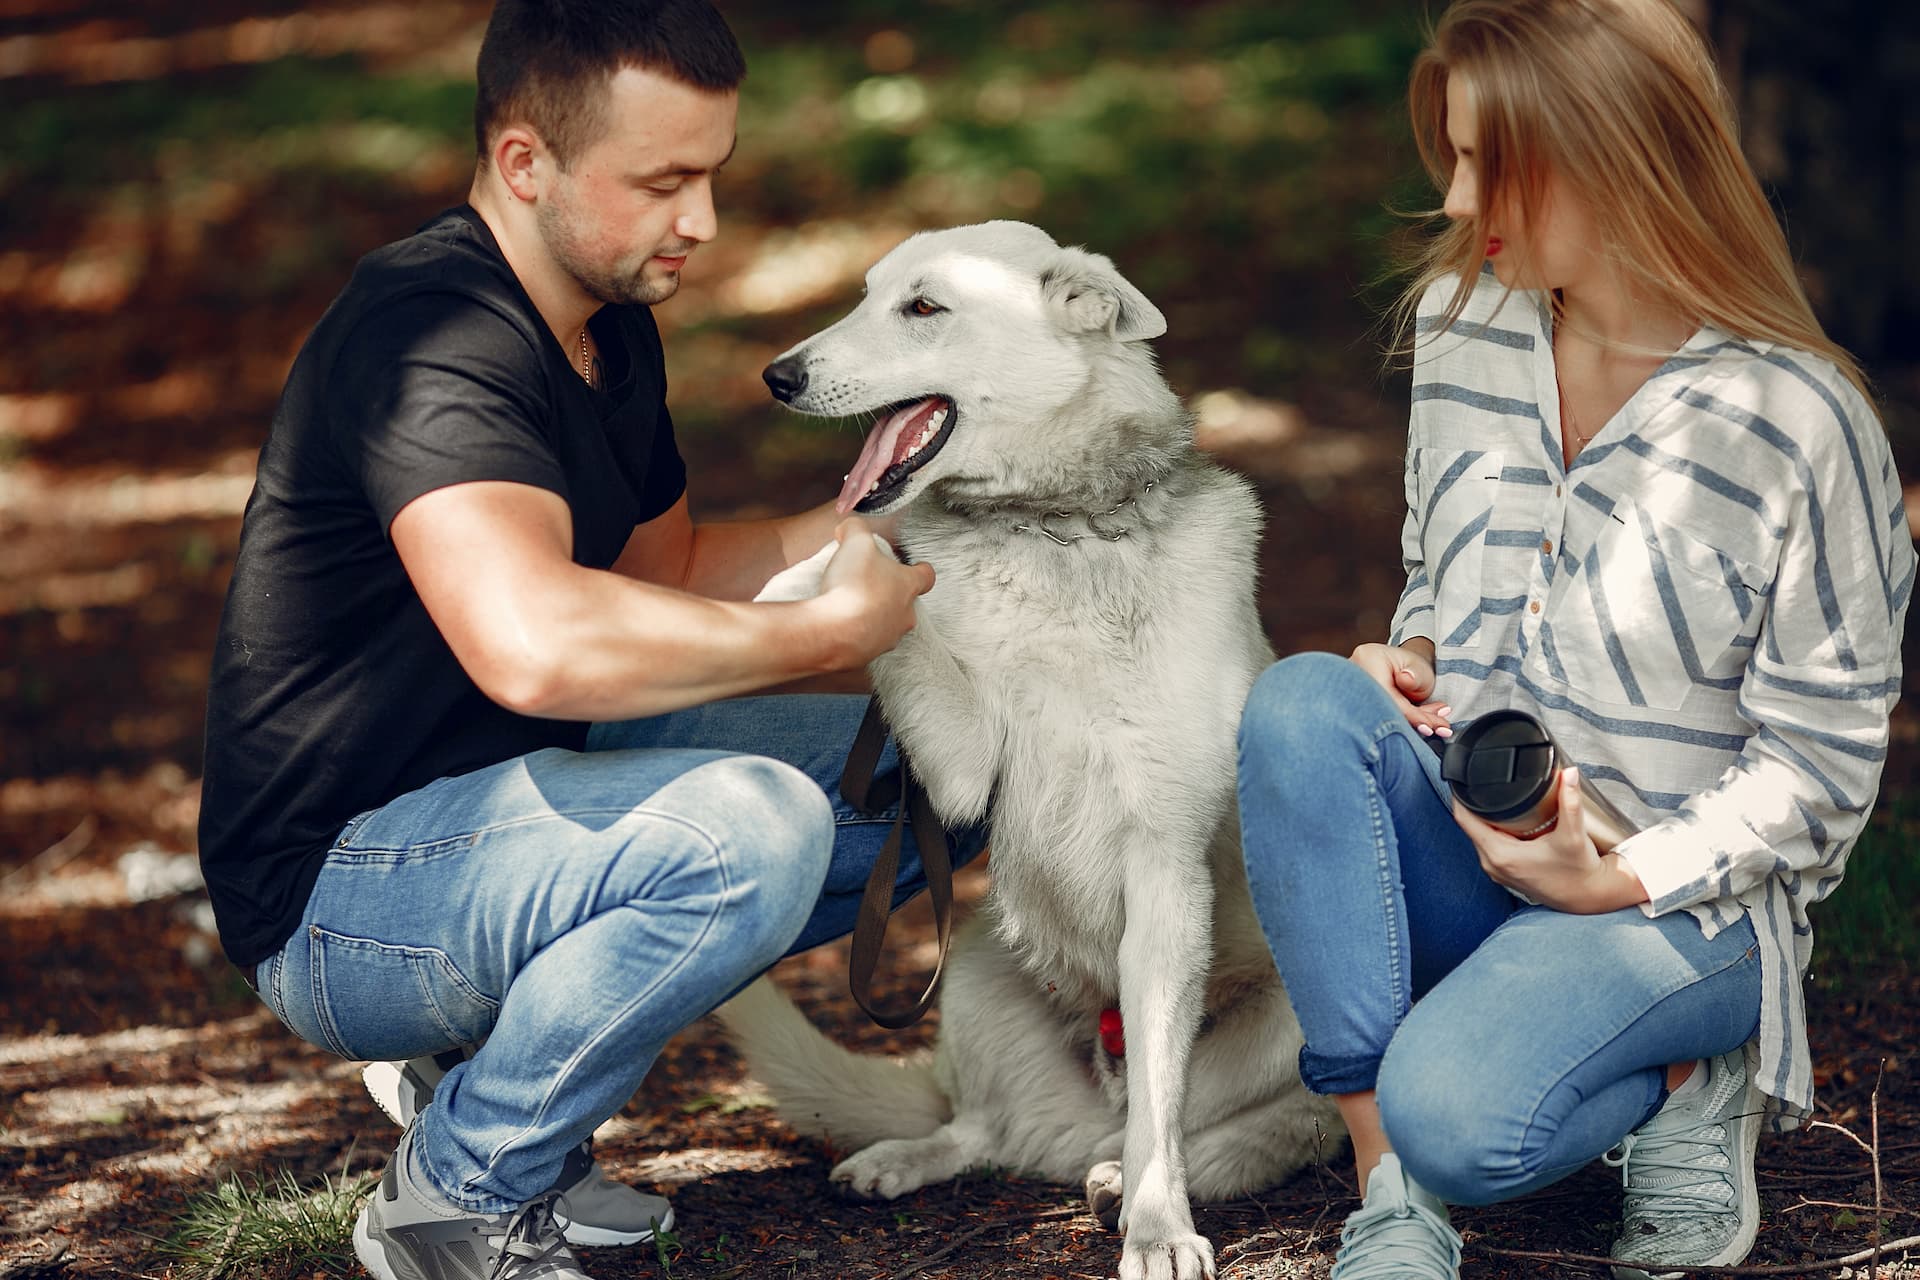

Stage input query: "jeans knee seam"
[
  {"left": 1361, "top": 771, "right": 1411, "bottom": 1027},
  {"left": 1511, "top": 934, "right": 1761, "bottom": 1172},
  {"left": 466, "top": 820, "right": 744, "bottom": 1194},
  {"left": 1359, "top": 716, "right": 1404, "bottom": 767}
]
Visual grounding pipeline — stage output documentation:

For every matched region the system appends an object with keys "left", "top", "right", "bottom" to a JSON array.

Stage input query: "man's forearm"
[
  {"left": 396, "top": 482, "right": 914, "bottom": 720},
  {"left": 491, "top": 564, "right": 858, "bottom": 721},
  {"left": 684, "top": 501, "right": 845, "bottom": 600}
]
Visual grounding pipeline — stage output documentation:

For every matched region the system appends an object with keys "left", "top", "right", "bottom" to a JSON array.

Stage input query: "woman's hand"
[
  {"left": 1349, "top": 639, "right": 1452, "bottom": 737},
  {"left": 1452, "top": 768, "right": 1651, "bottom": 913}
]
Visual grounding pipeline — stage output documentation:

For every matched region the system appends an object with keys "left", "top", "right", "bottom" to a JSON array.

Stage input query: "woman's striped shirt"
[{"left": 1390, "top": 273, "right": 1914, "bottom": 1124}]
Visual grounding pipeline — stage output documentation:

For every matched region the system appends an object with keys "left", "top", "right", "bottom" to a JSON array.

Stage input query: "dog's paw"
[
  {"left": 753, "top": 535, "right": 895, "bottom": 603},
  {"left": 752, "top": 541, "right": 839, "bottom": 603},
  {"left": 827, "top": 1142, "right": 936, "bottom": 1202},
  {"left": 1118, "top": 1194, "right": 1213, "bottom": 1280},
  {"left": 1118, "top": 1233, "right": 1215, "bottom": 1280},
  {"left": 1085, "top": 1159, "right": 1124, "bottom": 1230}
]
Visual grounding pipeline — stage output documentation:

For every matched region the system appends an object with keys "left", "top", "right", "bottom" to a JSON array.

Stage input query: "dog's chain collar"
[{"left": 1010, "top": 480, "right": 1156, "bottom": 546}]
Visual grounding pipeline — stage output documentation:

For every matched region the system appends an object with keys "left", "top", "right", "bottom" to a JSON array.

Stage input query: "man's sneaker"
[
  {"left": 1605, "top": 1046, "right": 1762, "bottom": 1280},
  {"left": 543, "top": 1142, "right": 674, "bottom": 1248},
  {"left": 1330, "top": 1153, "right": 1462, "bottom": 1279},
  {"left": 364, "top": 1054, "right": 674, "bottom": 1248},
  {"left": 354, "top": 1125, "right": 590, "bottom": 1280}
]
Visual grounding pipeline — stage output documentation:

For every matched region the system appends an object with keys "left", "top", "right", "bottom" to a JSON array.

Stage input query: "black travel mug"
[{"left": 1440, "top": 709, "right": 1634, "bottom": 850}]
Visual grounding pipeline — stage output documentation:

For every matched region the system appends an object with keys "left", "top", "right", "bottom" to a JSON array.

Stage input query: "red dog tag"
[{"left": 1099, "top": 1007, "right": 1125, "bottom": 1058}]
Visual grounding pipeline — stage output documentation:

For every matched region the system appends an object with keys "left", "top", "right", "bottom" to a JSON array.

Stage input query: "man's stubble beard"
[{"left": 536, "top": 195, "right": 680, "bottom": 308}]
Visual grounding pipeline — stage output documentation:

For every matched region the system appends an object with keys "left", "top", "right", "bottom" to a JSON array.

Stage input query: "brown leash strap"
[{"left": 841, "top": 696, "right": 954, "bottom": 1029}]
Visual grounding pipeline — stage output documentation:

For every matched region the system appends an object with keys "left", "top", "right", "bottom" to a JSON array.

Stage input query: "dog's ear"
[{"left": 1039, "top": 246, "right": 1167, "bottom": 342}]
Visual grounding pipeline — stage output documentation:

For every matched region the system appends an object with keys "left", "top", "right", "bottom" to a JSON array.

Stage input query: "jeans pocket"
[
  {"left": 308, "top": 927, "right": 499, "bottom": 1061},
  {"left": 330, "top": 808, "right": 376, "bottom": 850}
]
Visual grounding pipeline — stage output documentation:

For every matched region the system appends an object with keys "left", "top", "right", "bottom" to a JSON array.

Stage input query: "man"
[{"left": 197, "top": 4, "right": 975, "bottom": 1277}]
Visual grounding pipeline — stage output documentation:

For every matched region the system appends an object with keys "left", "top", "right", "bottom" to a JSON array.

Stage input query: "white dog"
[{"left": 722, "top": 222, "right": 1341, "bottom": 1280}]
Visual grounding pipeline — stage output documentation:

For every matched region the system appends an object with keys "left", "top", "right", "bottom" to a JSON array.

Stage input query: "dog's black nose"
[{"left": 763, "top": 358, "right": 808, "bottom": 403}]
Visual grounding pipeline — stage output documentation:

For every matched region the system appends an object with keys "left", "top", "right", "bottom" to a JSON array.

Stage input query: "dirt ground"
[
  {"left": 4, "top": 859, "right": 1919, "bottom": 1280},
  {"left": 4, "top": 2, "right": 1919, "bottom": 1278}
]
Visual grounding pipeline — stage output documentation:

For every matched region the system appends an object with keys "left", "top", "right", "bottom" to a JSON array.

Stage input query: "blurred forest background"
[{"left": 2, "top": 2, "right": 1917, "bottom": 1277}]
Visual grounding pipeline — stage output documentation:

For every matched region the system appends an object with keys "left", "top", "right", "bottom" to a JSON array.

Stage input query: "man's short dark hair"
[{"left": 475, "top": 0, "right": 746, "bottom": 169}]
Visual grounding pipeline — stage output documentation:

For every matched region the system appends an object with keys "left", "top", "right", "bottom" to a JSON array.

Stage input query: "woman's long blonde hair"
[{"left": 1393, "top": 0, "right": 1871, "bottom": 401}]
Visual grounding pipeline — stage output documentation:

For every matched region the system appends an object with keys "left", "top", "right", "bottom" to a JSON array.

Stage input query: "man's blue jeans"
[
  {"left": 1235, "top": 653, "right": 1762, "bottom": 1205},
  {"left": 253, "top": 694, "right": 984, "bottom": 1214}
]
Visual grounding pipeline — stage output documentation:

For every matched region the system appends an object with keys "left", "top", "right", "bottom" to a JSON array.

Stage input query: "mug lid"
[{"left": 1441, "top": 709, "right": 1557, "bottom": 821}]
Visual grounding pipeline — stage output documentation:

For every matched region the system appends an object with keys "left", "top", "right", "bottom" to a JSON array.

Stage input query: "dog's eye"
[{"left": 907, "top": 297, "right": 944, "bottom": 317}]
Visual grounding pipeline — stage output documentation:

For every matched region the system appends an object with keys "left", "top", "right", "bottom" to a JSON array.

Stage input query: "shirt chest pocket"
[
  {"left": 1530, "top": 497, "right": 1764, "bottom": 711},
  {"left": 1419, "top": 446, "right": 1533, "bottom": 655}
]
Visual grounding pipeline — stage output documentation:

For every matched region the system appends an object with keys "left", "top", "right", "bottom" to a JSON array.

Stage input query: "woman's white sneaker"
[
  {"left": 1330, "top": 1153, "right": 1462, "bottom": 1279},
  {"left": 1606, "top": 1046, "right": 1762, "bottom": 1280}
]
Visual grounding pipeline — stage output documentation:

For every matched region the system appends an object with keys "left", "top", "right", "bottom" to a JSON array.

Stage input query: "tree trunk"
[{"left": 1705, "top": 0, "right": 1917, "bottom": 366}]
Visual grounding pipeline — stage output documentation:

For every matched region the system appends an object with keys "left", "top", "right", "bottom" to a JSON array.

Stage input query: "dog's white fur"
[{"left": 723, "top": 222, "right": 1341, "bottom": 1280}]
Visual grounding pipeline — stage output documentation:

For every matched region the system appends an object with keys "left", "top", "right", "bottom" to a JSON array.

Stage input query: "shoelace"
[
  {"left": 485, "top": 1191, "right": 575, "bottom": 1279},
  {"left": 1604, "top": 1116, "right": 1740, "bottom": 1218},
  {"left": 1334, "top": 1196, "right": 1462, "bottom": 1279}
]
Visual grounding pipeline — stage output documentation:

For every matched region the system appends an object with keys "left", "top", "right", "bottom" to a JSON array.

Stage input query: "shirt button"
[
  {"left": 1555, "top": 485, "right": 1563, "bottom": 497},
  {"left": 1529, "top": 600, "right": 1542, "bottom": 614},
  {"left": 1541, "top": 539, "right": 1554, "bottom": 555}
]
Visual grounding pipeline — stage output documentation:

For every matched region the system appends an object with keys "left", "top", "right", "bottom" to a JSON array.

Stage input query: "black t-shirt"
[{"left": 199, "top": 205, "right": 687, "bottom": 967}]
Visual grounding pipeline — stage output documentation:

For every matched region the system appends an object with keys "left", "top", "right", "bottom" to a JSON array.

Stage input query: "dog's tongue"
[{"left": 835, "top": 396, "right": 944, "bottom": 513}]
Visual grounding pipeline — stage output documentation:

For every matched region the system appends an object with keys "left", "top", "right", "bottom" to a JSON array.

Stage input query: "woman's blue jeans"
[
  {"left": 253, "top": 694, "right": 985, "bottom": 1214},
  {"left": 1235, "top": 653, "right": 1761, "bottom": 1206}
]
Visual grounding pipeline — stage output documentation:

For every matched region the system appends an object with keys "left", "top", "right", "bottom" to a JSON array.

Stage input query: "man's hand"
[
  {"left": 1452, "top": 768, "right": 1650, "bottom": 913},
  {"left": 808, "top": 519, "right": 935, "bottom": 668},
  {"left": 1349, "top": 640, "right": 1452, "bottom": 738}
]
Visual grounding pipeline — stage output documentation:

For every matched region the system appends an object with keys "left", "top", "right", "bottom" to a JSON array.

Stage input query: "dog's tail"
[{"left": 714, "top": 977, "right": 951, "bottom": 1151}]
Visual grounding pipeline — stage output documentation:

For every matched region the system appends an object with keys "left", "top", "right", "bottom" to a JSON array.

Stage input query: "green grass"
[
  {"left": 733, "top": 3, "right": 1426, "bottom": 270},
  {"left": 653, "top": 1219, "right": 687, "bottom": 1277},
  {"left": 155, "top": 1164, "right": 377, "bottom": 1280},
  {"left": 1809, "top": 794, "right": 1920, "bottom": 988},
  {"left": 0, "top": 3, "right": 1430, "bottom": 336},
  {"left": 0, "top": 57, "right": 472, "bottom": 195}
]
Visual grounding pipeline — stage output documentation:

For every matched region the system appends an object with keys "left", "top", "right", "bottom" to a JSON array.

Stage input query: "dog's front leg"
[
  {"left": 870, "top": 623, "right": 997, "bottom": 826},
  {"left": 1114, "top": 854, "right": 1216, "bottom": 1280}
]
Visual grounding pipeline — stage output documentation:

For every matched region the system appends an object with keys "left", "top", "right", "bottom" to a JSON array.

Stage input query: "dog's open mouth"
[{"left": 835, "top": 395, "right": 956, "bottom": 514}]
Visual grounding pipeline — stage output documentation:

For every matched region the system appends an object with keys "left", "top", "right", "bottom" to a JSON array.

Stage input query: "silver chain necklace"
[{"left": 1010, "top": 480, "right": 1156, "bottom": 546}]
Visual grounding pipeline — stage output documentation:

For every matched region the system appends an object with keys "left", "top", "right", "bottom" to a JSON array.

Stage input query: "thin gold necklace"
[
  {"left": 1563, "top": 394, "right": 1596, "bottom": 449},
  {"left": 578, "top": 326, "right": 593, "bottom": 387},
  {"left": 1552, "top": 315, "right": 1596, "bottom": 453}
]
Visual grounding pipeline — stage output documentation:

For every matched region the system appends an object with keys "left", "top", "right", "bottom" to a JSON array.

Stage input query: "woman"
[{"left": 1235, "top": 1, "right": 1913, "bottom": 1276}]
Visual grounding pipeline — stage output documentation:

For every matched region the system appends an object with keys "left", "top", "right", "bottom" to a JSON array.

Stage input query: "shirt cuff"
[
  {"left": 1389, "top": 613, "right": 1435, "bottom": 650},
  {"left": 1613, "top": 821, "right": 1707, "bottom": 917}
]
